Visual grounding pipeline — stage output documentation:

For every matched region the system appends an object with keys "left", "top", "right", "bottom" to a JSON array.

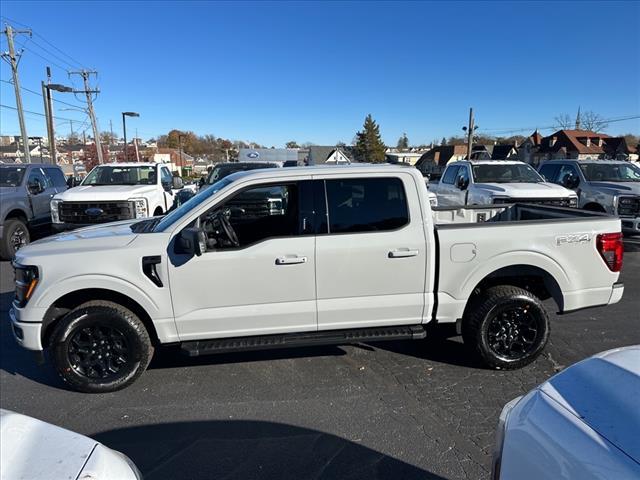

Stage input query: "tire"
[
  {"left": 0, "top": 218, "right": 30, "bottom": 260},
  {"left": 462, "top": 286, "right": 549, "bottom": 370},
  {"left": 50, "top": 301, "right": 153, "bottom": 393}
]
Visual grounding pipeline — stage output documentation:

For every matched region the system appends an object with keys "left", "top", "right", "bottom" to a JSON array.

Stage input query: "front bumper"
[
  {"left": 9, "top": 307, "right": 43, "bottom": 351},
  {"left": 620, "top": 217, "right": 640, "bottom": 235}
]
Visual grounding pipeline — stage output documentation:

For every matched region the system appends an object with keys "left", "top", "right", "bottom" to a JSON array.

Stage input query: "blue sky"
[{"left": 1, "top": 1, "right": 639, "bottom": 147}]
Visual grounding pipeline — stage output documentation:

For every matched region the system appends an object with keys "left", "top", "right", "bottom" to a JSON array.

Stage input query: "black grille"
[
  {"left": 59, "top": 201, "right": 134, "bottom": 224},
  {"left": 493, "top": 197, "right": 576, "bottom": 207},
  {"left": 617, "top": 196, "right": 640, "bottom": 217}
]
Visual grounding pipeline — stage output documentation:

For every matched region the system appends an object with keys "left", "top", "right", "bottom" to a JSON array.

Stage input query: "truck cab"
[
  {"left": 51, "top": 162, "right": 183, "bottom": 230},
  {"left": 539, "top": 159, "right": 640, "bottom": 234},
  {"left": 430, "top": 160, "right": 578, "bottom": 207}
]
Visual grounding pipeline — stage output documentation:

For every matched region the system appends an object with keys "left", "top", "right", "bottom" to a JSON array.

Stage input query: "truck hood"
[
  {"left": 587, "top": 181, "right": 640, "bottom": 196},
  {"left": 15, "top": 220, "right": 139, "bottom": 260},
  {"left": 55, "top": 184, "right": 157, "bottom": 201},
  {"left": 539, "top": 346, "right": 640, "bottom": 463},
  {"left": 478, "top": 182, "right": 575, "bottom": 198}
]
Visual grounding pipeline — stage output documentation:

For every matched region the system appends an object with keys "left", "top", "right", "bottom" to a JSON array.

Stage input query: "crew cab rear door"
[{"left": 314, "top": 172, "right": 427, "bottom": 330}]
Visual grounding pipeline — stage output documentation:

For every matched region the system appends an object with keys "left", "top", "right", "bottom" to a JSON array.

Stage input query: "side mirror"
[
  {"left": 562, "top": 174, "right": 579, "bottom": 189},
  {"left": 162, "top": 181, "right": 172, "bottom": 192},
  {"left": 177, "top": 227, "right": 207, "bottom": 256},
  {"left": 172, "top": 176, "right": 184, "bottom": 189},
  {"left": 28, "top": 178, "right": 45, "bottom": 194},
  {"left": 456, "top": 176, "right": 469, "bottom": 190}
]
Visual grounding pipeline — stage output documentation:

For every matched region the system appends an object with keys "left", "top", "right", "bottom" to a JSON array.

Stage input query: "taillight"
[{"left": 596, "top": 232, "right": 623, "bottom": 272}]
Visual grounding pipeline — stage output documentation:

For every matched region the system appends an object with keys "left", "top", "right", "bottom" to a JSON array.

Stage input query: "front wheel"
[
  {"left": 50, "top": 301, "right": 153, "bottom": 393},
  {"left": 462, "top": 286, "right": 549, "bottom": 369},
  {"left": 0, "top": 218, "right": 30, "bottom": 260}
]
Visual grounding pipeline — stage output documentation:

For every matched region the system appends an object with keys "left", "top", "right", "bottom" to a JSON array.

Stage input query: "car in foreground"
[
  {"left": 10, "top": 164, "right": 624, "bottom": 392},
  {"left": 539, "top": 159, "right": 640, "bottom": 234},
  {"left": 429, "top": 160, "right": 578, "bottom": 207},
  {"left": 492, "top": 345, "right": 640, "bottom": 480},
  {"left": 0, "top": 409, "right": 141, "bottom": 479},
  {"left": 0, "top": 163, "right": 67, "bottom": 259}
]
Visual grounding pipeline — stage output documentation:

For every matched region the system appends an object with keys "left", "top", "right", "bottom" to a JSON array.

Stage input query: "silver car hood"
[
  {"left": 539, "top": 346, "right": 640, "bottom": 462},
  {"left": 588, "top": 182, "right": 640, "bottom": 195}
]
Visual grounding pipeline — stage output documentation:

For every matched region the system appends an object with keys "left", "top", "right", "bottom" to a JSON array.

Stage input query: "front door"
[
  {"left": 315, "top": 174, "right": 427, "bottom": 330},
  {"left": 27, "top": 167, "right": 57, "bottom": 227},
  {"left": 436, "top": 165, "right": 460, "bottom": 206},
  {"left": 168, "top": 180, "right": 318, "bottom": 341}
]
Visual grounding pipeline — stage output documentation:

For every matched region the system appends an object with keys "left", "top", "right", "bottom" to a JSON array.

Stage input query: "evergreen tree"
[
  {"left": 355, "top": 114, "right": 386, "bottom": 163},
  {"left": 441, "top": 137, "right": 447, "bottom": 146},
  {"left": 396, "top": 132, "right": 409, "bottom": 150}
]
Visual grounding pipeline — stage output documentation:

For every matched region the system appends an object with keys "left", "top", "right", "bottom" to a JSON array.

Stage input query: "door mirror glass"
[
  {"left": 456, "top": 175, "right": 469, "bottom": 190},
  {"left": 177, "top": 227, "right": 207, "bottom": 256},
  {"left": 172, "top": 176, "right": 184, "bottom": 189},
  {"left": 28, "top": 177, "right": 44, "bottom": 194}
]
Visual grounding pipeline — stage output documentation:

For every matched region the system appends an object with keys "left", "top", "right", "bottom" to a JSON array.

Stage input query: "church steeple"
[{"left": 575, "top": 106, "right": 582, "bottom": 130}]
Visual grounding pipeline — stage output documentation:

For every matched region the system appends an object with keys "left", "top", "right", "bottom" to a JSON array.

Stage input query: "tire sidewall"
[
  {"left": 51, "top": 306, "right": 148, "bottom": 393},
  {"left": 2, "top": 219, "right": 30, "bottom": 259},
  {"left": 477, "top": 294, "right": 549, "bottom": 368}
]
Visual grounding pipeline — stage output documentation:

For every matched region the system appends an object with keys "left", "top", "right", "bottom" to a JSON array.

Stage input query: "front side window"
[
  {"left": 44, "top": 168, "right": 67, "bottom": 189},
  {"left": 82, "top": 166, "right": 156, "bottom": 186},
  {"left": 201, "top": 182, "right": 300, "bottom": 249},
  {"left": 472, "top": 163, "right": 543, "bottom": 183},
  {"left": 441, "top": 165, "right": 460, "bottom": 184},
  {"left": 325, "top": 177, "right": 409, "bottom": 234},
  {"left": 161, "top": 167, "right": 173, "bottom": 185},
  {"left": 556, "top": 164, "right": 579, "bottom": 183},
  {"left": 539, "top": 163, "right": 560, "bottom": 182},
  {"left": 27, "top": 168, "right": 48, "bottom": 189}
]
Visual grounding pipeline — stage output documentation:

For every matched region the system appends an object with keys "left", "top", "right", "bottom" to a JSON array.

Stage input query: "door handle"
[
  {"left": 388, "top": 249, "right": 419, "bottom": 258},
  {"left": 275, "top": 255, "right": 307, "bottom": 265}
]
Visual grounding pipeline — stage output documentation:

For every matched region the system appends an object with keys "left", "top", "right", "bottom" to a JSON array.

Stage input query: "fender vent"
[{"left": 142, "top": 256, "right": 163, "bottom": 287}]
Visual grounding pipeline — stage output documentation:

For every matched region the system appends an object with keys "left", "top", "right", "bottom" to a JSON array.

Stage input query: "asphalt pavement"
[{"left": 1, "top": 241, "right": 639, "bottom": 480}]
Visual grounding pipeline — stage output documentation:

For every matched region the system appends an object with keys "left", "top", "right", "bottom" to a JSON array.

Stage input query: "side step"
[{"left": 181, "top": 324, "right": 426, "bottom": 357}]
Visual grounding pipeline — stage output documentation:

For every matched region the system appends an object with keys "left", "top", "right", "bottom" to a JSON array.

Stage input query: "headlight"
[
  {"left": 128, "top": 198, "right": 148, "bottom": 218},
  {"left": 13, "top": 263, "right": 39, "bottom": 308},
  {"left": 50, "top": 199, "right": 62, "bottom": 223},
  {"left": 568, "top": 196, "right": 578, "bottom": 208}
]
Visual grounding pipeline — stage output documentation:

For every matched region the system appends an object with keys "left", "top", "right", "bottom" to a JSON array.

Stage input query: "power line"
[
  {"left": 477, "top": 115, "right": 640, "bottom": 135},
  {"left": 1, "top": 103, "right": 86, "bottom": 122},
  {"left": 0, "top": 15, "right": 86, "bottom": 69},
  {"left": 0, "top": 78, "right": 87, "bottom": 110},
  {"left": 13, "top": 38, "right": 69, "bottom": 73}
]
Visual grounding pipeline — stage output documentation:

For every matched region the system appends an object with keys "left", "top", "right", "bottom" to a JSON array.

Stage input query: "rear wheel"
[
  {"left": 462, "top": 286, "right": 549, "bottom": 369},
  {"left": 50, "top": 301, "right": 153, "bottom": 393},
  {"left": 0, "top": 218, "right": 30, "bottom": 260}
]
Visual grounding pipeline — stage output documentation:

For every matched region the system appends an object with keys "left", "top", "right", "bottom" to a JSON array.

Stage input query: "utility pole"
[
  {"left": 69, "top": 70, "right": 104, "bottom": 164},
  {"left": 109, "top": 119, "right": 114, "bottom": 146},
  {"left": 2, "top": 24, "right": 32, "bottom": 162},
  {"left": 42, "top": 66, "right": 57, "bottom": 164},
  {"left": 178, "top": 134, "right": 184, "bottom": 172}
]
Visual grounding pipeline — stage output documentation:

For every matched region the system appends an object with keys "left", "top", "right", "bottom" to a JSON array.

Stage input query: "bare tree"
[
  {"left": 554, "top": 113, "right": 573, "bottom": 130},
  {"left": 581, "top": 111, "right": 609, "bottom": 133}
]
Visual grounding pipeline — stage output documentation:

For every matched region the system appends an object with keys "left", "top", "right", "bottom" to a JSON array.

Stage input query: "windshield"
[
  {"left": 155, "top": 176, "right": 235, "bottom": 231},
  {"left": 472, "top": 163, "right": 543, "bottom": 183},
  {"left": 206, "top": 163, "right": 276, "bottom": 185},
  {"left": 579, "top": 163, "right": 640, "bottom": 182},
  {"left": 82, "top": 165, "right": 157, "bottom": 186},
  {"left": 0, "top": 167, "right": 27, "bottom": 187}
]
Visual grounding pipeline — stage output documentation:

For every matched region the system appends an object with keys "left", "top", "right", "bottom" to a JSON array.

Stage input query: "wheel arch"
[
  {"left": 42, "top": 288, "right": 160, "bottom": 348},
  {"left": 4, "top": 208, "right": 29, "bottom": 224},
  {"left": 583, "top": 202, "right": 606, "bottom": 212}
]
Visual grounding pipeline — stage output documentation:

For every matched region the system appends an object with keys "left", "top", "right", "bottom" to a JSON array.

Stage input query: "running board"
[{"left": 180, "top": 325, "right": 426, "bottom": 357}]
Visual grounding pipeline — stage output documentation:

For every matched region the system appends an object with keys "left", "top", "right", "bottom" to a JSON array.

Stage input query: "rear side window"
[
  {"left": 44, "top": 168, "right": 67, "bottom": 189},
  {"left": 325, "top": 177, "right": 409, "bottom": 233},
  {"left": 441, "top": 165, "right": 460, "bottom": 184}
]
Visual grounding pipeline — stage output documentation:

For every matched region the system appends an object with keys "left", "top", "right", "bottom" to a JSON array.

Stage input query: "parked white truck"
[
  {"left": 10, "top": 165, "right": 624, "bottom": 392},
  {"left": 51, "top": 162, "right": 183, "bottom": 230},
  {"left": 429, "top": 160, "right": 578, "bottom": 207}
]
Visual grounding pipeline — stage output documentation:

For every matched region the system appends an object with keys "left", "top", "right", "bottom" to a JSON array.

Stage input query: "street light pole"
[{"left": 122, "top": 112, "right": 140, "bottom": 162}]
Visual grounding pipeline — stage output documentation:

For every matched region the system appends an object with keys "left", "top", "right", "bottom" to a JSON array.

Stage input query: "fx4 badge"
[{"left": 556, "top": 233, "right": 591, "bottom": 246}]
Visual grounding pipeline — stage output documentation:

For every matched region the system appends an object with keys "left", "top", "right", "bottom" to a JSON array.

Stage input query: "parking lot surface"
[{"left": 1, "top": 240, "right": 639, "bottom": 480}]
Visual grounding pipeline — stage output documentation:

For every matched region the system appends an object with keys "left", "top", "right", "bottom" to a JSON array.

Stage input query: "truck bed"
[{"left": 431, "top": 203, "right": 622, "bottom": 324}]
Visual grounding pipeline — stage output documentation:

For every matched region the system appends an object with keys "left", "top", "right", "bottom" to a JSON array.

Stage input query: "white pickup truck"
[
  {"left": 10, "top": 165, "right": 624, "bottom": 393},
  {"left": 430, "top": 160, "right": 578, "bottom": 207},
  {"left": 51, "top": 162, "right": 184, "bottom": 230}
]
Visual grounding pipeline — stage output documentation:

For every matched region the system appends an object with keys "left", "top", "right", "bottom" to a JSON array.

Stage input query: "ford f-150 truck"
[
  {"left": 539, "top": 159, "right": 640, "bottom": 234},
  {"left": 51, "top": 162, "right": 183, "bottom": 230},
  {"left": 429, "top": 160, "right": 578, "bottom": 207},
  {"left": 0, "top": 163, "right": 67, "bottom": 259},
  {"left": 10, "top": 165, "right": 624, "bottom": 393}
]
